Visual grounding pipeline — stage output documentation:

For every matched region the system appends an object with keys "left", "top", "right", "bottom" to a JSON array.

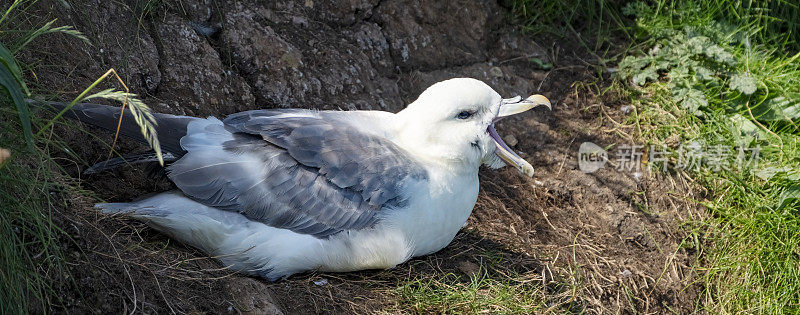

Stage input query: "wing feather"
[{"left": 167, "top": 110, "right": 428, "bottom": 238}]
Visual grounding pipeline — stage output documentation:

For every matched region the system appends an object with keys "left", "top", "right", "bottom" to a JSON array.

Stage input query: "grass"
[
  {"left": 1, "top": 1, "right": 161, "bottom": 313},
  {"left": 628, "top": 86, "right": 800, "bottom": 313},
  {"left": 0, "top": 1, "right": 77, "bottom": 312},
  {"left": 514, "top": 0, "right": 800, "bottom": 312},
  {"left": 394, "top": 254, "right": 548, "bottom": 314},
  {"left": 0, "top": 111, "right": 73, "bottom": 313},
  {"left": 615, "top": 1, "right": 800, "bottom": 313},
  {"left": 512, "top": 0, "right": 800, "bottom": 312},
  {"left": 397, "top": 272, "right": 543, "bottom": 314}
]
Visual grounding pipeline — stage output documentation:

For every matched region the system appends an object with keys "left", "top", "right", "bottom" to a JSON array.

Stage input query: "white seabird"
[{"left": 55, "top": 78, "right": 550, "bottom": 280}]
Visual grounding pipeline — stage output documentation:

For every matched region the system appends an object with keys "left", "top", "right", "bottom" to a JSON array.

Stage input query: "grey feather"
[
  {"left": 33, "top": 100, "right": 197, "bottom": 156},
  {"left": 84, "top": 151, "right": 179, "bottom": 174},
  {"left": 168, "top": 112, "right": 428, "bottom": 238},
  {"left": 224, "top": 110, "right": 428, "bottom": 206}
]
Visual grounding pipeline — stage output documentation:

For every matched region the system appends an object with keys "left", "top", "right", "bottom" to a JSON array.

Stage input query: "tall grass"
[
  {"left": 1, "top": 0, "right": 160, "bottom": 312},
  {"left": 511, "top": 0, "right": 623, "bottom": 34},
  {"left": 0, "top": 120, "right": 71, "bottom": 313},
  {"left": 681, "top": 0, "right": 800, "bottom": 52},
  {"left": 0, "top": 1, "right": 76, "bottom": 312},
  {"left": 512, "top": 0, "right": 799, "bottom": 51},
  {"left": 511, "top": 0, "right": 629, "bottom": 52}
]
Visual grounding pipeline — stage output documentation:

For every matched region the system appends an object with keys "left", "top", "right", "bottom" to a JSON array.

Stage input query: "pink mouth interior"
[{"left": 487, "top": 123, "right": 522, "bottom": 161}]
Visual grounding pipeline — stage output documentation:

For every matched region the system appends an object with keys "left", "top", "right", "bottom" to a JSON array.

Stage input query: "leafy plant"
[
  {"left": 618, "top": 1, "right": 800, "bottom": 127},
  {"left": 615, "top": 1, "right": 800, "bottom": 313},
  {"left": 617, "top": 21, "right": 745, "bottom": 115}
]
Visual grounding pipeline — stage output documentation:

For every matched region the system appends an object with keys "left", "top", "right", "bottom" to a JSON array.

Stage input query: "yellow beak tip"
[{"left": 526, "top": 94, "right": 551, "bottom": 110}]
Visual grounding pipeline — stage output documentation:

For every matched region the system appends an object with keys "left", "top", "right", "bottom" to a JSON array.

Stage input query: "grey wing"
[{"left": 166, "top": 111, "right": 428, "bottom": 238}]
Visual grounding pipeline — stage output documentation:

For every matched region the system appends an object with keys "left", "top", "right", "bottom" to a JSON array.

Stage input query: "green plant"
[
  {"left": 614, "top": 1, "right": 800, "bottom": 312},
  {"left": 618, "top": 2, "right": 800, "bottom": 123},
  {"left": 511, "top": 0, "right": 625, "bottom": 35},
  {"left": 395, "top": 258, "right": 546, "bottom": 314},
  {"left": 1, "top": 1, "right": 161, "bottom": 313},
  {"left": 1, "top": 0, "right": 88, "bottom": 149},
  {"left": 0, "top": 41, "right": 32, "bottom": 148}
]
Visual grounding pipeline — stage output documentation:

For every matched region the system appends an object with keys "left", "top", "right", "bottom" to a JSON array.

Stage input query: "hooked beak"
[{"left": 488, "top": 95, "right": 551, "bottom": 177}]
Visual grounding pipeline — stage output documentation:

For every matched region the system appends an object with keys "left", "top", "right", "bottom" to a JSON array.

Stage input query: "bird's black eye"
[{"left": 456, "top": 111, "right": 474, "bottom": 119}]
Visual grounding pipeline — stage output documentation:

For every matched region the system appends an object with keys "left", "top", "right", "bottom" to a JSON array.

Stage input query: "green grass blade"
[
  {"left": 0, "top": 41, "right": 29, "bottom": 96},
  {"left": 0, "top": 40, "right": 33, "bottom": 149},
  {"left": 12, "top": 19, "right": 90, "bottom": 53},
  {"left": 0, "top": 0, "right": 26, "bottom": 26},
  {"left": 0, "top": 63, "right": 33, "bottom": 149}
]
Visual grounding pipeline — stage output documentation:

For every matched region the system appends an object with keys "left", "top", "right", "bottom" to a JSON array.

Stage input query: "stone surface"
[
  {"left": 155, "top": 14, "right": 255, "bottom": 116},
  {"left": 224, "top": 277, "right": 284, "bottom": 315},
  {"left": 219, "top": 1, "right": 403, "bottom": 111},
  {"left": 375, "top": 0, "right": 497, "bottom": 71},
  {"left": 398, "top": 63, "right": 536, "bottom": 102},
  {"left": 32, "top": 0, "right": 547, "bottom": 114}
]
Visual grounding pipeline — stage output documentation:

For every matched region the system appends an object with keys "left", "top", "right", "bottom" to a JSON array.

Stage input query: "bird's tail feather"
[
  {"left": 97, "top": 191, "right": 322, "bottom": 280},
  {"left": 84, "top": 151, "right": 179, "bottom": 174},
  {"left": 96, "top": 191, "right": 245, "bottom": 254},
  {"left": 31, "top": 100, "right": 196, "bottom": 157}
]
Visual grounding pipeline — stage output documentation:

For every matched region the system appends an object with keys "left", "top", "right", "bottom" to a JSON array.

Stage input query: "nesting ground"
[{"left": 24, "top": 0, "right": 705, "bottom": 313}]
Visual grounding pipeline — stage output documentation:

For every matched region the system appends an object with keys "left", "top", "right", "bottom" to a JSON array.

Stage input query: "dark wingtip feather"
[{"left": 32, "top": 100, "right": 196, "bottom": 156}]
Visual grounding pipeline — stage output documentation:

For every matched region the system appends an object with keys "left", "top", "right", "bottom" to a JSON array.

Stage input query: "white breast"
[
  {"left": 387, "top": 169, "right": 480, "bottom": 256},
  {"left": 309, "top": 169, "right": 480, "bottom": 273}
]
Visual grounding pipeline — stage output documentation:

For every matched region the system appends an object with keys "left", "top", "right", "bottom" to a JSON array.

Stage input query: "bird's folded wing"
[{"left": 166, "top": 110, "right": 428, "bottom": 238}]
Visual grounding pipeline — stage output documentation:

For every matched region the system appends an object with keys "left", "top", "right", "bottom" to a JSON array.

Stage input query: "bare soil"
[{"left": 21, "top": 0, "right": 705, "bottom": 313}]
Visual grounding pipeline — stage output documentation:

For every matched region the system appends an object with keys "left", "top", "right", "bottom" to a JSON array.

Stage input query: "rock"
[
  {"left": 457, "top": 260, "right": 481, "bottom": 277},
  {"left": 60, "top": 0, "right": 162, "bottom": 95},
  {"left": 155, "top": 14, "right": 255, "bottom": 116},
  {"left": 178, "top": 0, "right": 215, "bottom": 21},
  {"left": 620, "top": 105, "right": 634, "bottom": 114},
  {"left": 304, "top": 0, "right": 380, "bottom": 25},
  {"left": 375, "top": 0, "right": 496, "bottom": 70},
  {"left": 489, "top": 66, "right": 504, "bottom": 77},
  {"left": 504, "top": 134, "right": 518, "bottom": 147},
  {"left": 398, "top": 63, "right": 533, "bottom": 101},
  {"left": 489, "top": 30, "right": 550, "bottom": 67},
  {"left": 224, "top": 277, "right": 284, "bottom": 315},
  {"left": 219, "top": 2, "right": 403, "bottom": 111}
]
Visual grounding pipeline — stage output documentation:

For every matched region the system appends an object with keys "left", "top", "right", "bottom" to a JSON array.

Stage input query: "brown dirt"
[{"left": 19, "top": 0, "right": 705, "bottom": 313}]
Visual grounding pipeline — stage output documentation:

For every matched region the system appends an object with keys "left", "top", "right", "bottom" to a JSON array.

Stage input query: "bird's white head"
[{"left": 396, "top": 78, "right": 550, "bottom": 177}]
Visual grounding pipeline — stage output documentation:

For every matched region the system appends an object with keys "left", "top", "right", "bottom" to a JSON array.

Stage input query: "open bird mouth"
[{"left": 488, "top": 95, "right": 551, "bottom": 177}]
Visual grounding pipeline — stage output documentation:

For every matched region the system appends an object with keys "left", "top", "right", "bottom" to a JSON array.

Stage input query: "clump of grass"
[
  {"left": 614, "top": 1, "right": 800, "bottom": 313},
  {"left": 514, "top": 0, "right": 800, "bottom": 312},
  {"left": 0, "top": 1, "right": 84, "bottom": 312},
  {"left": 1, "top": 1, "right": 163, "bottom": 313},
  {"left": 394, "top": 257, "right": 546, "bottom": 314},
  {"left": 0, "top": 118, "right": 72, "bottom": 313},
  {"left": 511, "top": 0, "right": 626, "bottom": 36},
  {"left": 396, "top": 273, "right": 542, "bottom": 314}
]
